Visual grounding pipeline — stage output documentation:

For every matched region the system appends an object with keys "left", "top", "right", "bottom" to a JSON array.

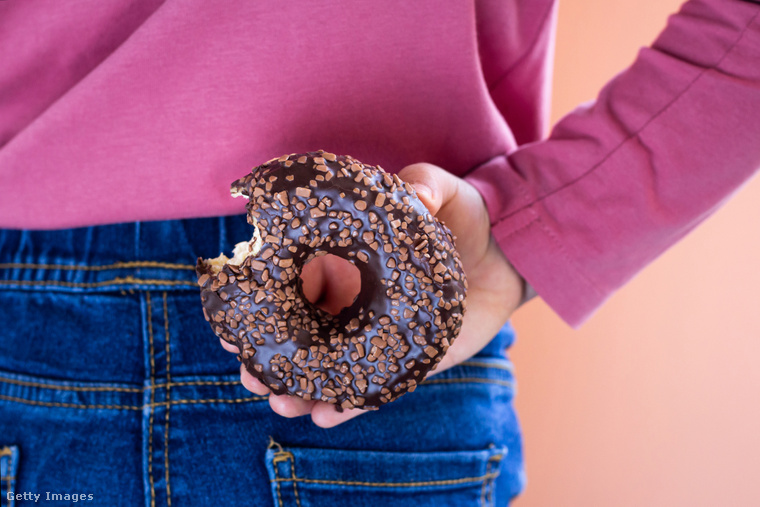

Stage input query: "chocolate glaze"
[{"left": 197, "top": 152, "right": 467, "bottom": 410}]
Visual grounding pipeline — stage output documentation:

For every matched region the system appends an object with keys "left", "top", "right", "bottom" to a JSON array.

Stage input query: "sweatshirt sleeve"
[{"left": 465, "top": 0, "right": 760, "bottom": 327}]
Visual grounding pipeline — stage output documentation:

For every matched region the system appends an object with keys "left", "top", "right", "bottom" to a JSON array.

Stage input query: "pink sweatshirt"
[{"left": 1, "top": 0, "right": 759, "bottom": 326}]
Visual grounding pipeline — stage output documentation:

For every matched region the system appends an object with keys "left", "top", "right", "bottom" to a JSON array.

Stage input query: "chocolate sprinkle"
[{"left": 197, "top": 151, "right": 467, "bottom": 410}]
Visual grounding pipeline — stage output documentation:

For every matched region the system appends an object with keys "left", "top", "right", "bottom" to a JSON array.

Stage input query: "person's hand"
[{"left": 219, "top": 163, "right": 526, "bottom": 427}]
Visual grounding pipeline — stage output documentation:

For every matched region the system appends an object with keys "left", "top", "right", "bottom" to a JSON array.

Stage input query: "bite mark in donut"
[{"left": 197, "top": 152, "right": 467, "bottom": 410}]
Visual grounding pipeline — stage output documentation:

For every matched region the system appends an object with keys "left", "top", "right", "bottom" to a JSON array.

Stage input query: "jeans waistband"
[{"left": 0, "top": 215, "right": 251, "bottom": 292}]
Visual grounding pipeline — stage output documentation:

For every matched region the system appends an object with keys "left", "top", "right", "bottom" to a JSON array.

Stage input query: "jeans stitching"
[
  {"left": 0, "top": 366, "right": 508, "bottom": 393},
  {"left": 0, "top": 396, "right": 142, "bottom": 410},
  {"left": 0, "top": 376, "right": 143, "bottom": 393},
  {"left": 1, "top": 446, "right": 13, "bottom": 507},
  {"left": 6, "top": 457, "right": 11, "bottom": 507},
  {"left": 0, "top": 262, "right": 194, "bottom": 271},
  {"left": 0, "top": 278, "right": 197, "bottom": 289},
  {"left": 0, "top": 378, "right": 507, "bottom": 409},
  {"left": 150, "top": 397, "right": 266, "bottom": 406},
  {"left": 485, "top": 454, "right": 502, "bottom": 506},
  {"left": 269, "top": 471, "right": 500, "bottom": 488},
  {"left": 163, "top": 292, "right": 173, "bottom": 507},
  {"left": 0, "top": 355, "right": 512, "bottom": 403},
  {"left": 146, "top": 292, "right": 156, "bottom": 507},
  {"left": 272, "top": 454, "right": 284, "bottom": 507},
  {"left": 289, "top": 457, "right": 302, "bottom": 507},
  {"left": 481, "top": 459, "right": 492, "bottom": 506},
  {"left": 0, "top": 395, "right": 267, "bottom": 410},
  {"left": 154, "top": 380, "right": 239, "bottom": 388},
  {"left": 1, "top": 478, "right": 14, "bottom": 505},
  {"left": 273, "top": 451, "right": 301, "bottom": 507},
  {"left": 0, "top": 376, "right": 241, "bottom": 393}
]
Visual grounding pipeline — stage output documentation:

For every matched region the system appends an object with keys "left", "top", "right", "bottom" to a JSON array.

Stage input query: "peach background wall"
[{"left": 510, "top": 1, "right": 760, "bottom": 506}]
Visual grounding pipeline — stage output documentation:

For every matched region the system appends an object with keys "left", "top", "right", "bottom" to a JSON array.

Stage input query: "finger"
[
  {"left": 398, "top": 163, "right": 459, "bottom": 216},
  {"left": 399, "top": 163, "right": 491, "bottom": 268},
  {"left": 309, "top": 401, "right": 366, "bottom": 428},
  {"left": 300, "top": 253, "right": 326, "bottom": 305},
  {"left": 220, "top": 338, "right": 239, "bottom": 354},
  {"left": 269, "top": 393, "right": 316, "bottom": 418},
  {"left": 427, "top": 337, "right": 469, "bottom": 376},
  {"left": 239, "top": 363, "right": 271, "bottom": 395},
  {"left": 428, "top": 240, "right": 524, "bottom": 376}
]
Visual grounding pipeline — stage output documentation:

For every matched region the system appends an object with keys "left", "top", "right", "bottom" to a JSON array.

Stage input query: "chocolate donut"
[{"left": 196, "top": 151, "right": 467, "bottom": 410}]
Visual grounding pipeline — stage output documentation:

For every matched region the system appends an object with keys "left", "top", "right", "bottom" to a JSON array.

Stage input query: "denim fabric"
[
  {"left": 1, "top": 446, "right": 19, "bottom": 507},
  {"left": 0, "top": 216, "right": 524, "bottom": 506}
]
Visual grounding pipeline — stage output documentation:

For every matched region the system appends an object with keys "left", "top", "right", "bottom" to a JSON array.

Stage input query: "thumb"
[
  {"left": 397, "top": 162, "right": 492, "bottom": 269},
  {"left": 397, "top": 163, "right": 460, "bottom": 217}
]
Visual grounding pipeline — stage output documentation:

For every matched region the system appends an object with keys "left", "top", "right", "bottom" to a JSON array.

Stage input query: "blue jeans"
[{"left": 0, "top": 216, "right": 524, "bottom": 506}]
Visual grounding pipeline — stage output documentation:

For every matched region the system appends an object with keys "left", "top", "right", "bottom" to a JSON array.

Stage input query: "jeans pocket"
[
  {"left": 1, "top": 446, "right": 19, "bottom": 507},
  {"left": 265, "top": 439, "right": 506, "bottom": 507}
]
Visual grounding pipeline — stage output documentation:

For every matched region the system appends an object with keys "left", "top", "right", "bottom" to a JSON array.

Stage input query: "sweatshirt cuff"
[{"left": 465, "top": 155, "right": 606, "bottom": 328}]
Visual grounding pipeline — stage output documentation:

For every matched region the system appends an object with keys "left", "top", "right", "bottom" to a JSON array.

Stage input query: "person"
[{"left": 1, "top": 0, "right": 758, "bottom": 505}]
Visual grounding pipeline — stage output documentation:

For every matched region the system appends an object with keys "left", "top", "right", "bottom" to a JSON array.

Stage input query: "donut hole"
[{"left": 301, "top": 253, "right": 361, "bottom": 316}]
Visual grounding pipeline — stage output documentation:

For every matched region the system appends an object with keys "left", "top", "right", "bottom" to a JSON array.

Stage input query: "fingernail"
[{"left": 413, "top": 183, "right": 433, "bottom": 202}]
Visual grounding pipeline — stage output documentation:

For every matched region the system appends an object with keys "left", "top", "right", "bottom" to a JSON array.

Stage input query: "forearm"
[{"left": 467, "top": 0, "right": 760, "bottom": 326}]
